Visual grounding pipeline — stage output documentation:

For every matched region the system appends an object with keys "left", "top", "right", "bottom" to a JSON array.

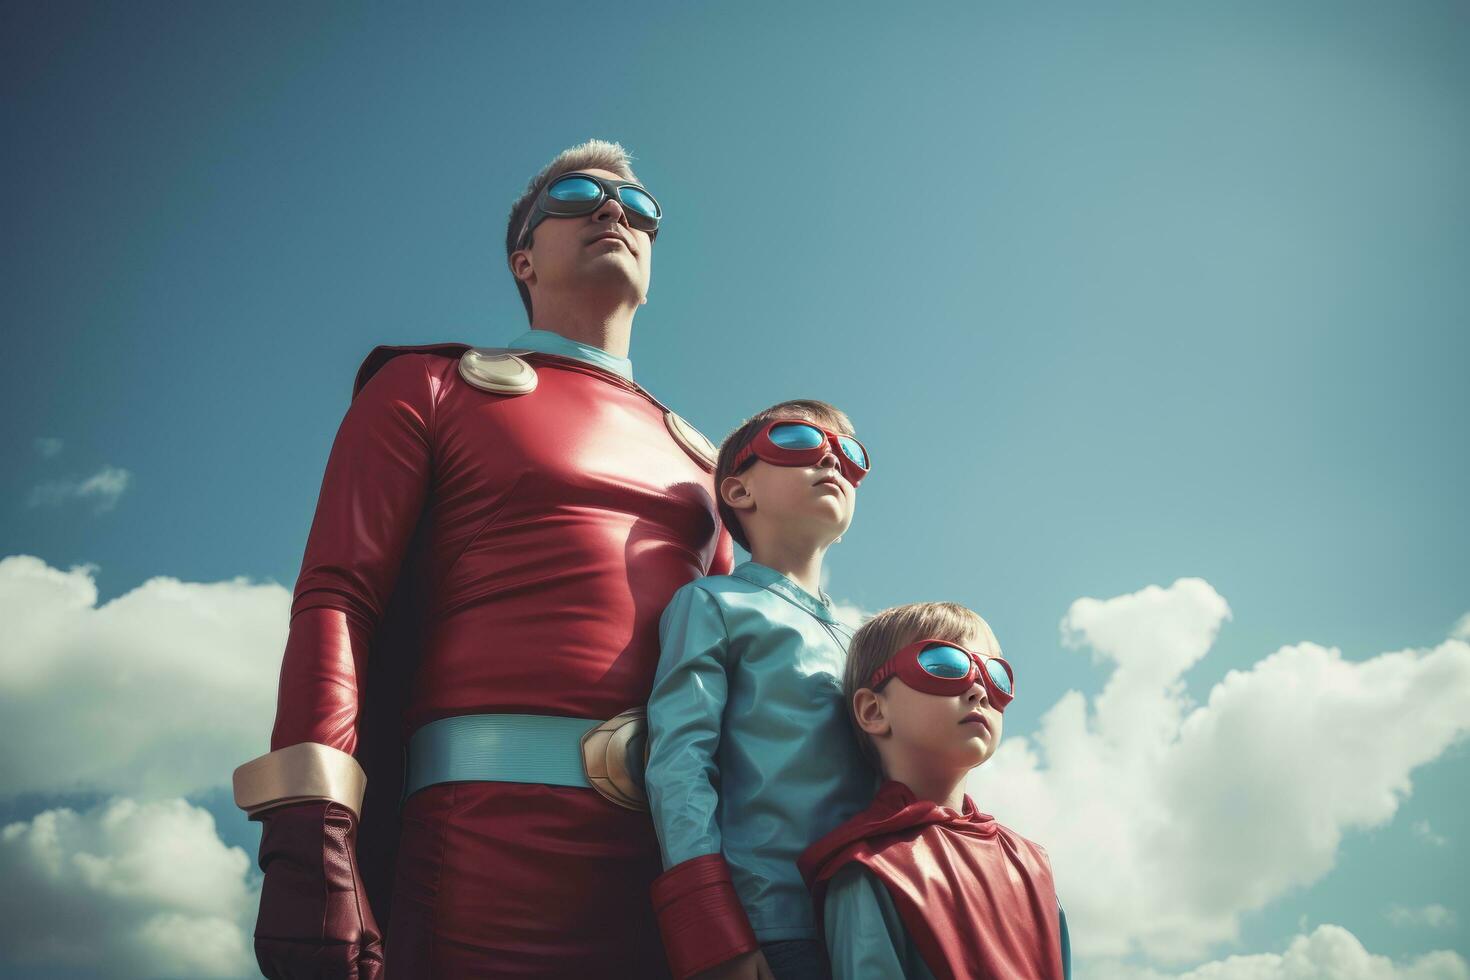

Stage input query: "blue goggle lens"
[
  {"left": 837, "top": 436, "right": 867, "bottom": 469},
  {"left": 769, "top": 423, "right": 826, "bottom": 451},
  {"left": 985, "top": 658, "right": 1013, "bottom": 695},
  {"left": 548, "top": 176, "right": 602, "bottom": 202},
  {"left": 917, "top": 644, "right": 973, "bottom": 679},
  {"left": 618, "top": 186, "right": 659, "bottom": 218}
]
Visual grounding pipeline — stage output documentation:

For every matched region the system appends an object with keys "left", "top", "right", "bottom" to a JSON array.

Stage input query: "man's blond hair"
[
  {"left": 842, "top": 602, "right": 996, "bottom": 772},
  {"left": 505, "top": 139, "right": 640, "bottom": 322}
]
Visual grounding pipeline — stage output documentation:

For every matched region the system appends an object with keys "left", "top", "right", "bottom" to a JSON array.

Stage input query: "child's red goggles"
[
  {"left": 728, "top": 420, "right": 871, "bottom": 487},
  {"left": 868, "top": 639, "right": 1015, "bottom": 710}
]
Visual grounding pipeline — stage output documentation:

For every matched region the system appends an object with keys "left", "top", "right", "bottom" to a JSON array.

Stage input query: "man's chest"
[{"left": 429, "top": 368, "right": 721, "bottom": 547}]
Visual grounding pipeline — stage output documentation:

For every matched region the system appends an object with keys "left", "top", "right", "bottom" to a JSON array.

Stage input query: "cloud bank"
[
  {"left": 969, "top": 578, "right": 1470, "bottom": 964},
  {"left": 0, "top": 555, "right": 286, "bottom": 798},
  {"left": 0, "top": 797, "right": 259, "bottom": 977},
  {"left": 1117, "top": 924, "right": 1467, "bottom": 980}
]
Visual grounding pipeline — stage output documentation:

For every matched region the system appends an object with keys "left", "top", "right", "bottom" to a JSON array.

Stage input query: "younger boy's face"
[
  {"left": 879, "top": 627, "right": 1006, "bottom": 772},
  {"left": 725, "top": 447, "right": 857, "bottom": 545}
]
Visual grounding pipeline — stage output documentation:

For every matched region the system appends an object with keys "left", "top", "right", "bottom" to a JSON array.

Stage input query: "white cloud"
[
  {"left": 0, "top": 555, "right": 286, "bottom": 798},
  {"left": 0, "top": 797, "right": 259, "bottom": 978},
  {"left": 1096, "top": 924, "right": 1468, "bottom": 979},
  {"left": 969, "top": 578, "right": 1470, "bottom": 963},
  {"left": 829, "top": 597, "right": 871, "bottom": 630},
  {"left": 28, "top": 465, "right": 133, "bottom": 513},
  {"left": 820, "top": 568, "right": 873, "bottom": 629},
  {"left": 34, "top": 437, "right": 64, "bottom": 458},
  {"left": 1412, "top": 820, "right": 1448, "bottom": 846},
  {"left": 1451, "top": 614, "right": 1470, "bottom": 643},
  {"left": 1388, "top": 905, "right": 1457, "bottom": 929}
]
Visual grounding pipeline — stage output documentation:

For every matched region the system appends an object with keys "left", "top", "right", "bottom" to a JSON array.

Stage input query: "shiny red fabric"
[
  {"left": 800, "top": 781, "right": 1064, "bottom": 980},
  {"left": 387, "top": 782, "right": 673, "bottom": 976},
  {"left": 265, "top": 345, "right": 733, "bottom": 975},
  {"left": 651, "top": 853, "right": 760, "bottom": 979}
]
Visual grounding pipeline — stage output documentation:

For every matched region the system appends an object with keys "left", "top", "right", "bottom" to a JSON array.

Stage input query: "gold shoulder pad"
[
  {"left": 458, "top": 348, "right": 538, "bottom": 395},
  {"left": 233, "top": 742, "right": 367, "bottom": 818},
  {"left": 664, "top": 411, "right": 717, "bottom": 472}
]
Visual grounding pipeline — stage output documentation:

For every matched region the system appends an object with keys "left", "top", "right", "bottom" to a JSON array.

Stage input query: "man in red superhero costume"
[{"left": 233, "top": 140, "right": 732, "bottom": 978}]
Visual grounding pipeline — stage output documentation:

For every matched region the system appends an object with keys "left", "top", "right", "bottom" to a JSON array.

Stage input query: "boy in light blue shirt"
[{"left": 646, "top": 399, "right": 875, "bottom": 980}]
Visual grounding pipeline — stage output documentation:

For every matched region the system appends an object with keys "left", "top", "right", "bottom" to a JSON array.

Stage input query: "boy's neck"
[
  {"left": 884, "top": 761, "right": 969, "bottom": 811},
  {"left": 747, "top": 540, "right": 827, "bottom": 601}
]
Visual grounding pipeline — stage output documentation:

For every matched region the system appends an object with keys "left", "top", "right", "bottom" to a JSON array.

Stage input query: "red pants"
[{"left": 385, "top": 782, "right": 672, "bottom": 978}]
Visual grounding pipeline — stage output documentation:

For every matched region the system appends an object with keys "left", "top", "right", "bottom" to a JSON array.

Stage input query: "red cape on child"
[{"left": 799, "top": 780, "right": 1065, "bottom": 980}]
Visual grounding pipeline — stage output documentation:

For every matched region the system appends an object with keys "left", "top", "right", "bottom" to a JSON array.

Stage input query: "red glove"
[{"left": 253, "top": 801, "right": 384, "bottom": 980}]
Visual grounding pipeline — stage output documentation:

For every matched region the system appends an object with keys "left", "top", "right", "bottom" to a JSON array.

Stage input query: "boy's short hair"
[
  {"left": 505, "top": 139, "right": 639, "bottom": 322},
  {"left": 843, "top": 602, "right": 995, "bottom": 772},
  {"left": 714, "top": 400, "right": 855, "bottom": 553}
]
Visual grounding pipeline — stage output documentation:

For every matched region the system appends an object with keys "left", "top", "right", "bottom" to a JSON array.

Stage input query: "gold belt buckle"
[{"left": 580, "top": 707, "right": 650, "bottom": 811}]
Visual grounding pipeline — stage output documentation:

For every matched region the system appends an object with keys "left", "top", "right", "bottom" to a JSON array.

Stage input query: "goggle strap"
[
  {"left": 727, "top": 444, "right": 756, "bottom": 474},
  {"left": 868, "top": 662, "right": 898, "bottom": 690}
]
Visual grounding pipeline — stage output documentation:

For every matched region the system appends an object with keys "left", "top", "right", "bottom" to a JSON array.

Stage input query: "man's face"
[
  {"left": 513, "top": 167, "right": 653, "bottom": 306},
  {"left": 879, "top": 627, "right": 1006, "bottom": 772}
]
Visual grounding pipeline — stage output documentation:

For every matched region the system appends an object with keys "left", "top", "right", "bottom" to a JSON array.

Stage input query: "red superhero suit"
[
  {"left": 799, "top": 781, "right": 1066, "bottom": 980},
  {"left": 240, "top": 343, "right": 732, "bottom": 978}
]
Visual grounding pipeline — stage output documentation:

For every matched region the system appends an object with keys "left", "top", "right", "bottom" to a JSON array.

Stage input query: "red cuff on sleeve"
[{"left": 651, "top": 853, "right": 759, "bottom": 979}]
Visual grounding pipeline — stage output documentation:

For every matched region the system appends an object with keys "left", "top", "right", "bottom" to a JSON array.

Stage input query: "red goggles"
[
  {"left": 728, "top": 420, "right": 871, "bottom": 487},
  {"left": 868, "top": 639, "right": 1015, "bottom": 710}
]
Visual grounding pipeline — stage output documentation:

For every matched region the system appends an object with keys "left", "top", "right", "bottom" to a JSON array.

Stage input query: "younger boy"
[
  {"left": 646, "top": 400, "right": 876, "bottom": 980},
  {"left": 799, "top": 603, "right": 1071, "bottom": 980}
]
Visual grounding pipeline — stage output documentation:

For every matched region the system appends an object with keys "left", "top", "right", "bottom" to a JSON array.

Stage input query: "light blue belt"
[{"left": 404, "top": 713, "right": 600, "bottom": 799}]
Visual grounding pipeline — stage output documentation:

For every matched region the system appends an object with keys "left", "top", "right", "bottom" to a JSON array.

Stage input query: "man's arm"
[
  {"left": 235, "top": 353, "right": 441, "bottom": 980},
  {"left": 646, "top": 585, "right": 760, "bottom": 980}
]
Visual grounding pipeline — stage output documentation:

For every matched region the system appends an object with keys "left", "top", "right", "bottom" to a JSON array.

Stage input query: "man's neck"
[
  {"left": 747, "top": 537, "right": 829, "bottom": 601},
  {"left": 529, "top": 299, "right": 635, "bottom": 359}
]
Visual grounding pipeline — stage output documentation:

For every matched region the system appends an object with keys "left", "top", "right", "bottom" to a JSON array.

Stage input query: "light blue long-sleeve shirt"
[
  {"left": 825, "top": 864, "right": 937, "bottom": 980},
  {"left": 506, "top": 328, "right": 634, "bottom": 380},
  {"left": 646, "top": 561, "right": 876, "bottom": 943}
]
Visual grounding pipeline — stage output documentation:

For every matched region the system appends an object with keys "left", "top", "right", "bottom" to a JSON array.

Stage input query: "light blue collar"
[
  {"left": 508, "top": 329, "right": 633, "bottom": 381},
  {"left": 731, "top": 561, "right": 839, "bottom": 624}
]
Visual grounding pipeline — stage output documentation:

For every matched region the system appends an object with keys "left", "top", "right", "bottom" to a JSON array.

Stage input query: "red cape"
[
  {"left": 799, "top": 781, "right": 1064, "bottom": 980},
  {"left": 351, "top": 345, "right": 471, "bottom": 927}
]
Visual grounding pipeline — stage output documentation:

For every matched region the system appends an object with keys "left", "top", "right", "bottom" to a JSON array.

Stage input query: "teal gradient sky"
[{"left": 2, "top": 1, "right": 1466, "bottom": 975}]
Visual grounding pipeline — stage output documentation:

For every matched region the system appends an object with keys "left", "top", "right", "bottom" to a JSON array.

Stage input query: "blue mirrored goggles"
[
  {"left": 730, "top": 420, "right": 871, "bottom": 486},
  {"left": 518, "top": 172, "right": 661, "bottom": 247},
  {"left": 769, "top": 423, "right": 869, "bottom": 471},
  {"left": 869, "top": 639, "right": 1014, "bottom": 709}
]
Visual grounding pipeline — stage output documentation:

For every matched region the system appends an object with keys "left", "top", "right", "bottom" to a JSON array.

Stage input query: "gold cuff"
[{"left": 233, "top": 742, "right": 367, "bottom": 818}]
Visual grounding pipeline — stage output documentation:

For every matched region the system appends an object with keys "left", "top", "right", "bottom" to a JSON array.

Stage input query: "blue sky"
[{"left": 1, "top": 2, "right": 1466, "bottom": 977}]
